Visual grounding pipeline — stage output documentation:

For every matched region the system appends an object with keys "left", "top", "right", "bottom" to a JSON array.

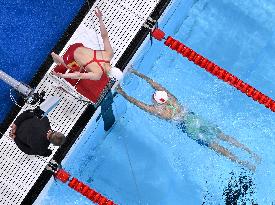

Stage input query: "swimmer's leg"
[
  {"left": 209, "top": 142, "right": 256, "bottom": 172},
  {"left": 217, "top": 133, "right": 261, "bottom": 163}
]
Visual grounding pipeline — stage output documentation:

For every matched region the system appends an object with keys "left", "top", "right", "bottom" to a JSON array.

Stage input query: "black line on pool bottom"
[{"left": 19, "top": 0, "right": 172, "bottom": 204}]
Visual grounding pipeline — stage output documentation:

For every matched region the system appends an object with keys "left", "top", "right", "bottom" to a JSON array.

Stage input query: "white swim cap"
[
  {"left": 108, "top": 67, "right": 123, "bottom": 81},
  {"left": 153, "top": 90, "right": 168, "bottom": 104}
]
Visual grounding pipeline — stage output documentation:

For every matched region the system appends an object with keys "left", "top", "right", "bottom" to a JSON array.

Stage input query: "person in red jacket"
[{"left": 51, "top": 8, "right": 113, "bottom": 82}]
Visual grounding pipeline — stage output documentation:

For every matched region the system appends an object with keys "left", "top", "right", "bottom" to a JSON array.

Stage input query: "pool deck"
[{"left": 0, "top": 0, "right": 171, "bottom": 204}]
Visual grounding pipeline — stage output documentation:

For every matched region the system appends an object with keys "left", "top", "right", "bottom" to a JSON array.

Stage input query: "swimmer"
[
  {"left": 51, "top": 8, "right": 113, "bottom": 81},
  {"left": 116, "top": 69, "right": 260, "bottom": 172}
]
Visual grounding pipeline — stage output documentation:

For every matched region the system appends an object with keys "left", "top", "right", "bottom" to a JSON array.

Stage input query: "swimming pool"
[
  {"left": 0, "top": 0, "right": 84, "bottom": 123},
  {"left": 36, "top": 0, "right": 275, "bottom": 204}
]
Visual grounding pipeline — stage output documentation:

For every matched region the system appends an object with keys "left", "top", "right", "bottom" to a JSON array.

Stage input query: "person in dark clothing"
[{"left": 9, "top": 109, "right": 65, "bottom": 157}]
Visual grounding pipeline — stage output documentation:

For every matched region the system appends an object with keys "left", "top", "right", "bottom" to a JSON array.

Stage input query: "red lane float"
[
  {"left": 54, "top": 169, "right": 116, "bottom": 205},
  {"left": 151, "top": 28, "right": 275, "bottom": 112}
]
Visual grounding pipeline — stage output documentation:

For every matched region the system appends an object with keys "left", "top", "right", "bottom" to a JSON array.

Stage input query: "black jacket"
[{"left": 14, "top": 110, "right": 52, "bottom": 157}]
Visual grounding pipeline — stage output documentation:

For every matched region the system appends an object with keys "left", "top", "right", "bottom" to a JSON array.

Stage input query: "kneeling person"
[{"left": 9, "top": 109, "right": 65, "bottom": 157}]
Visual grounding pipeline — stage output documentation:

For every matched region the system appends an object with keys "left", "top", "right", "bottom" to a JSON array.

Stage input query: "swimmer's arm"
[
  {"left": 117, "top": 85, "right": 154, "bottom": 113},
  {"left": 132, "top": 69, "right": 178, "bottom": 100},
  {"left": 96, "top": 9, "right": 113, "bottom": 58},
  {"left": 131, "top": 69, "right": 165, "bottom": 90},
  {"left": 55, "top": 71, "right": 101, "bottom": 80}
]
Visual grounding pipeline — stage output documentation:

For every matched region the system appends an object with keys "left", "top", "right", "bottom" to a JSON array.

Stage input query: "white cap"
[
  {"left": 108, "top": 67, "right": 123, "bottom": 81},
  {"left": 153, "top": 90, "right": 168, "bottom": 104}
]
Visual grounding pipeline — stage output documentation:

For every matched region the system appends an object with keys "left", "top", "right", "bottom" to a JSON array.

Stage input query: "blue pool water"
[
  {"left": 0, "top": 0, "right": 84, "bottom": 123},
  {"left": 36, "top": 0, "right": 275, "bottom": 204}
]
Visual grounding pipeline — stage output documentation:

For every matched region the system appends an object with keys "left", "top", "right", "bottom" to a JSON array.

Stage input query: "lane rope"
[{"left": 151, "top": 28, "right": 275, "bottom": 112}]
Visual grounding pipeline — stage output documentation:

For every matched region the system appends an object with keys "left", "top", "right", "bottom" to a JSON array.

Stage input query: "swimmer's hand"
[
  {"left": 130, "top": 68, "right": 138, "bottom": 74},
  {"left": 116, "top": 84, "right": 124, "bottom": 94},
  {"left": 125, "top": 65, "right": 134, "bottom": 73},
  {"left": 95, "top": 7, "right": 103, "bottom": 20},
  {"left": 51, "top": 52, "right": 64, "bottom": 65}
]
